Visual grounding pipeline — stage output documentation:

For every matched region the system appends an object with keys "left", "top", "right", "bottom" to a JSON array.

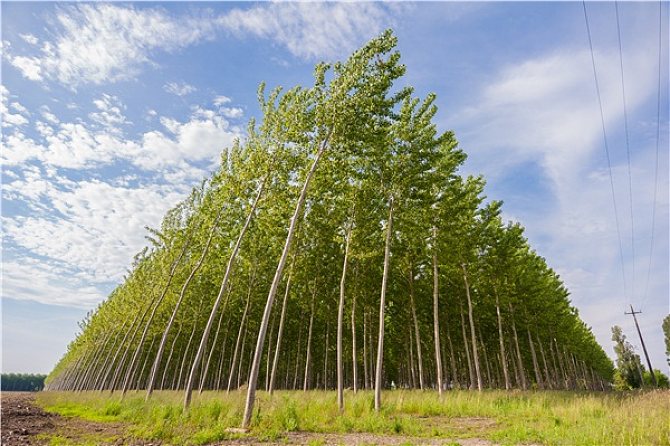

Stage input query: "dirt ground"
[
  {"left": 1, "top": 392, "right": 131, "bottom": 445},
  {"left": 1, "top": 392, "right": 497, "bottom": 445}
]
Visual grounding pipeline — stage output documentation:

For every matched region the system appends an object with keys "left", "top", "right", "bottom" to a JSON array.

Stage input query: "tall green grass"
[{"left": 36, "top": 389, "right": 670, "bottom": 445}]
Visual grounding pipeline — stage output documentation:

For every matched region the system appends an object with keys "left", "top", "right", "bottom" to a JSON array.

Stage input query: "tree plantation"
[{"left": 45, "top": 32, "right": 614, "bottom": 427}]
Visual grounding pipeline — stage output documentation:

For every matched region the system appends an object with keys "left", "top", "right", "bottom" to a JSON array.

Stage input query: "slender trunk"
[
  {"left": 200, "top": 297, "right": 228, "bottom": 393},
  {"left": 146, "top": 208, "right": 223, "bottom": 399},
  {"left": 337, "top": 224, "right": 352, "bottom": 411},
  {"left": 161, "top": 325, "right": 182, "bottom": 390},
  {"left": 494, "top": 288, "right": 511, "bottom": 390},
  {"left": 303, "top": 281, "right": 317, "bottom": 391},
  {"left": 528, "top": 329, "right": 543, "bottom": 389},
  {"left": 408, "top": 325, "right": 417, "bottom": 388},
  {"left": 351, "top": 289, "right": 358, "bottom": 393},
  {"left": 137, "top": 336, "right": 158, "bottom": 391},
  {"left": 537, "top": 334, "right": 552, "bottom": 390},
  {"left": 237, "top": 324, "right": 248, "bottom": 389},
  {"left": 375, "top": 196, "right": 393, "bottom": 412},
  {"left": 363, "top": 310, "right": 369, "bottom": 390},
  {"left": 460, "top": 305, "right": 474, "bottom": 388},
  {"left": 228, "top": 278, "right": 254, "bottom": 392},
  {"left": 509, "top": 304, "right": 527, "bottom": 390},
  {"left": 266, "top": 311, "right": 277, "bottom": 392},
  {"left": 324, "top": 320, "right": 330, "bottom": 390},
  {"left": 270, "top": 262, "right": 294, "bottom": 394},
  {"left": 408, "top": 263, "right": 424, "bottom": 390},
  {"left": 461, "top": 264, "right": 482, "bottom": 391},
  {"left": 122, "top": 232, "right": 193, "bottom": 396},
  {"left": 177, "top": 320, "right": 198, "bottom": 390},
  {"left": 446, "top": 322, "right": 458, "bottom": 389},
  {"left": 293, "top": 323, "right": 303, "bottom": 389},
  {"left": 432, "top": 228, "right": 442, "bottom": 395},
  {"left": 184, "top": 176, "right": 267, "bottom": 409},
  {"left": 242, "top": 129, "right": 332, "bottom": 428}
]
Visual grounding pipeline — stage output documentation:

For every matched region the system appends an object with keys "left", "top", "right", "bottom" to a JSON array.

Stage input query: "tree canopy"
[{"left": 45, "top": 31, "right": 614, "bottom": 422}]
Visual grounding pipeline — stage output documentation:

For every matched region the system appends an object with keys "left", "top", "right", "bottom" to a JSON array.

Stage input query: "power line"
[
  {"left": 582, "top": 1, "right": 629, "bottom": 304},
  {"left": 641, "top": 0, "right": 664, "bottom": 311},
  {"left": 614, "top": 1, "right": 636, "bottom": 303}
]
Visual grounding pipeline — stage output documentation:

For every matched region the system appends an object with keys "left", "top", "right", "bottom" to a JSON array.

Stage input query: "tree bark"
[
  {"left": 509, "top": 304, "right": 527, "bottom": 390},
  {"left": 461, "top": 263, "right": 482, "bottom": 391},
  {"left": 337, "top": 224, "right": 352, "bottom": 411},
  {"left": 375, "top": 196, "right": 393, "bottom": 412},
  {"left": 303, "top": 281, "right": 317, "bottom": 391},
  {"left": 459, "top": 304, "right": 474, "bottom": 389},
  {"left": 147, "top": 208, "right": 223, "bottom": 399},
  {"left": 432, "top": 227, "right": 442, "bottom": 395},
  {"left": 242, "top": 128, "right": 332, "bottom": 428},
  {"left": 184, "top": 175, "right": 267, "bottom": 409},
  {"left": 351, "top": 288, "right": 358, "bottom": 393},
  {"left": 494, "top": 287, "right": 511, "bottom": 390},
  {"left": 228, "top": 275, "right": 254, "bottom": 392},
  {"left": 408, "top": 262, "right": 424, "bottom": 390},
  {"left": 269, "top": 262, "right": 294, "bottom": 394}
]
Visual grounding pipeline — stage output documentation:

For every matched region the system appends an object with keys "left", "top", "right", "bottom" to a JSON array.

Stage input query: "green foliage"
[
  {"left": 611, "top": 325, "right": 645, "bottom": 389},
  {"left": 1, "top": 373, "right": 46, "bottom": 391},
  {"left": 644, "top": 369, "right": 670, "bottom": 389}
]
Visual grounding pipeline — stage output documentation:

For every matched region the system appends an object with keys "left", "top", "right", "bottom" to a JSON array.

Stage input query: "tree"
[{"left": 611, "top": 325, "right": 644, "bottom": 389}]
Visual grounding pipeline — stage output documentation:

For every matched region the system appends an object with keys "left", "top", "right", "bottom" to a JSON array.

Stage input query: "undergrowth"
[{"left": 36, "top": 389, "right": 670, "bottom": 445}]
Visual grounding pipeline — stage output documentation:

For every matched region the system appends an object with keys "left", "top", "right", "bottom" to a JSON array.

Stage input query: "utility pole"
[{"left": 624, "top": 305, "right": 657, "bottom": 387}]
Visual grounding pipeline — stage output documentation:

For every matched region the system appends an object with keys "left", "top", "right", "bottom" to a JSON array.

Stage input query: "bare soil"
[
  {"left": 1, "top": 392, "right": 498, "bottom": 445},
  {"left": 1, "top": 391, "right": 131, "bottom": 445}
]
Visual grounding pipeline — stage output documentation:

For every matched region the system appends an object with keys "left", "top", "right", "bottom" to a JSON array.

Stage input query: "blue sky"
[{"left": 1, "top": 2, "right": 668, "bottom": 375}]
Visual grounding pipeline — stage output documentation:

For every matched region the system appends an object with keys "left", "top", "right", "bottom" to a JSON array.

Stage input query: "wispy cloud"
[
  {"left": 5, "top": 3, "right": 398, "bottom": 87},
  {"left": 164, "top": 81, "right": 197, "bottom": 97}
]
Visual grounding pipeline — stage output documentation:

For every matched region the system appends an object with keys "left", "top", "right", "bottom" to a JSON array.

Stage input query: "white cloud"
[
  {"left": 1, "top": 86, "right": 29, "bottom": 127},
  {"left": 19, "top": 33, "right": 39, "bottom": 45},
  {"left": 213, "top": 95, "right": 231, "bottom": 106},
  {"left": 220, "top": 107, "right": 243, "bottom": 119},
  {"left": 10, "top": 55, "right": 43, "bottom": 81},
  {"left": 5, "top": 3, "right": 398, "bottom": 87},
  {"left": 164, "top": 81, "right": 197, "bottom": 96},
  {"left": 8, "top": 4, "right": 217, "bottom": 86},
  {"left": 218, "top": 2, "right": 395, "bottom": 60}
]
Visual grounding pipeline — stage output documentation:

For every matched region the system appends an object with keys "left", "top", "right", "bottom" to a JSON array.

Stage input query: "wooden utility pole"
[{"left": 624, "top": 305, "right": 657, "bottom": 387}]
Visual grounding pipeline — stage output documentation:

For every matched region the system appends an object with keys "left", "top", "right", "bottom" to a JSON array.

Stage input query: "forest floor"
[{"left": 5, "top": 389, "right": 669, "bottom": 445}]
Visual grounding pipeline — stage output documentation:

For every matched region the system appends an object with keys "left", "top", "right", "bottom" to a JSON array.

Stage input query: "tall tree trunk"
[
  {"left": 494, "top": 287, "right": 511, "bottom": 390},
  {"left": 228, "top": 277, "right": 254, "bottom": 392},
  {"left": 184, "top": 175, "right": 267, "bottom": 409},
  {"left": 270, "top": 262, "right": 294, "bottom": 394},
  {"left": 242, "top": 129, "right": 332, "bottom": 428},
  {"left": 160, "top": 325, "right": 182, "bottom": 390},
  {"left": 337, "top": 224, "right": 352, "bottom": 411},
  {"left": 121, "top": 232, "right": 193, "bottom": 396},
  {"left": 459, "top": 305, "right": 475, "bottom": 388},
  {"left": 528, "top": 329, "right": 543, "bottom": 389},
  {"left": 375, "top": 196, "right": 393, "bottom": 412},
  {"left": 147, "top": 209, "right": 222, "bottom": 399},
  {"left": 509, "top": 304, "right": 527, "bottom": 390},
  {"left": 266, "top": 311, "right": 277, "bottom": 392},
  {"left": 408, "top": 326, "right": 417, "bottom": 388},
  {"left": 432, "top": 227, "right": 442, "bottom": 395},
  {"left": 324, "top": 320, "right": 330, "bottom": 390},
  {"left": 200, "top": 295, "right": 230, "bottom": 393},
  {"left": 446, "top": 322, "right": 458, "bottom": 389},
  {"left": 351, "top": 289, "right": 358, "bottom": 393},
  {"left": 303, "top": 281, "right": 317, "bottom": 391},
  {"left": 537, "top": 334, "right": 552, "bottom": 390},
  {"left": 363, "top": 310, "right": 369, "bottom": 390},
  {"left": 408, "top": 262, "right": 424, "bottom": 390},
  {"left": 461, "top": 264, "right": 482, "bottom": 391}
]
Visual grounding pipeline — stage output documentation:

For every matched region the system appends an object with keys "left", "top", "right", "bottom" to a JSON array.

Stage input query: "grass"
[{"left": 36, "top": 389, "right": 670, "bottom": 445}]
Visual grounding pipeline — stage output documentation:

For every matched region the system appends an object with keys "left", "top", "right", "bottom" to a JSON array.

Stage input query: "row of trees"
[
  {"left": 45, "top": 31, "right": 614, "bottom": 427},
  {"left": 2, "top": 373, "right": 46, "bottom": 391}
]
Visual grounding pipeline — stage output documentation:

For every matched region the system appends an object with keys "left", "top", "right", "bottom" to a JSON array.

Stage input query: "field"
[{"left": 4, "top": 389, "right": 666, "bottom": 445}]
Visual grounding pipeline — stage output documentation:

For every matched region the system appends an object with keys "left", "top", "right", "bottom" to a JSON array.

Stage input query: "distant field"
[{"left": 34, "top": 389, "right": 670, "bottom": 445}]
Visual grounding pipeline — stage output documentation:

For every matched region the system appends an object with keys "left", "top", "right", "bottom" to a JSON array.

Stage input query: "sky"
[{"left": 1, "top": 2, "right": 668, "bottom": 376}]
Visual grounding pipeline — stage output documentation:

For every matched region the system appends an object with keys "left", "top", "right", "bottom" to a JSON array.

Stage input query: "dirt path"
[{"left": 1, "top": 391, "right": 129, "bottom": 445}]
